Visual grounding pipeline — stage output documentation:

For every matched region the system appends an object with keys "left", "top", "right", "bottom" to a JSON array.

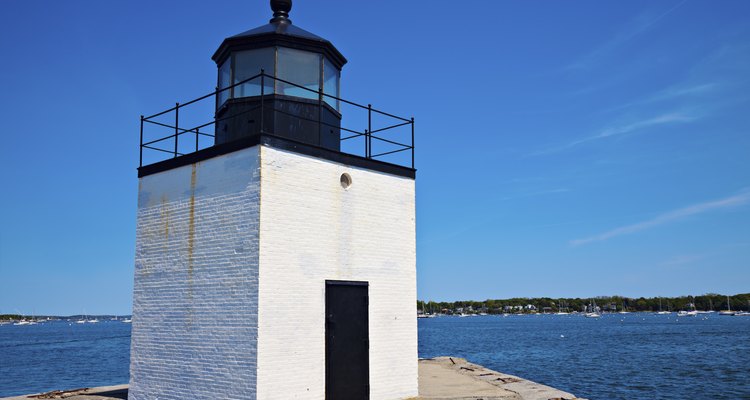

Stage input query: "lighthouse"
[{"left": 129, "top": 1, "right": 417, "bottom": 399}]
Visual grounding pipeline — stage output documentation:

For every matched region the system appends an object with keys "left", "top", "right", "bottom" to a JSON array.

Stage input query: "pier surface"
[
  {"left": 418, "top": 357, "right": 583, "bottom": 400},
  {"left": 2, "top": 357, "right": 582, "bottom": 400}
]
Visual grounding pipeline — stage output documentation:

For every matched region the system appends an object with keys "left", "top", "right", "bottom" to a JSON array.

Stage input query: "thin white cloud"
[
  {"left": 603, "top": 83, "right": 719, "bottom": 113},
  {"left": 571, "top": 191, "right": 750, "bottom": 246},
  {"left": 530, "top": 112, "right": 696, "bottom": 156},
  {"left": 567, "top": 0, "right": 688, "bottom": 70},
  {"left": 659, "top": 254, "right": 705, "bottom": 268}
]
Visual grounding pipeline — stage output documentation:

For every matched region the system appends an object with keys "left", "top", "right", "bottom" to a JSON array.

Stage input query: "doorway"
[{"left": 325, "top": 280, "right": 369, "bottom": 399}]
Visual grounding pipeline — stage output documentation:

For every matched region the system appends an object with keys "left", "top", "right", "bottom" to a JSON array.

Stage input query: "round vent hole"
[{"left": 340, "top": 173, "right": 352, "bottom": 189}]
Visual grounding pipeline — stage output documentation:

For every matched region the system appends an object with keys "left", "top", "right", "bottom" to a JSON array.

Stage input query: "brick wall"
[
  {"left": 130, "top": 144, "right": 417, "bottom": 400},
  {"left": 257, "top": 146, "right": 417, "bottom": 400},
  {"left": 130, "top": 147, "right": 261, "bottom": 400}
]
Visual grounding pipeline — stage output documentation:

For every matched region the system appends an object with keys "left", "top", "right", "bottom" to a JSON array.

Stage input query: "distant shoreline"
[
  {"left": 418, "top": 293, "right": 750, "bottom": 315},
  {"left": 0, "top": 314, "right": 132, "bottom": 321}
]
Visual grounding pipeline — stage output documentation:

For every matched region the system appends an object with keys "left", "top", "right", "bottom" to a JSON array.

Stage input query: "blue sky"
[{"left": 1, "top": 1, "right": 748, "bottom": 314}]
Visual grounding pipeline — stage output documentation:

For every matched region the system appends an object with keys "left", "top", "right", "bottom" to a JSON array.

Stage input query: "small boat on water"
[
  {"left": 121, "top": 318, "right": 132, "bottom": 323},
  {"left": 656, "top": 298, "right": 671, "bottom": 314},
  {"left": 734, "top": 301, "right": 750, "bottom": 316},
  {"left": 585, "top": 299, "right": 601, "bottom": 318},
  {"left": 719, "top": 296, "right": 735, "bottom": 316},
  {"left": 677, "top": 310, "right": 697, "bottom": 317},
  {"left": 618, "top": 300, "right": 630, "bottom": 314},
  {"left": 678, "top": 297, "right": 699, "bottom": 317}
]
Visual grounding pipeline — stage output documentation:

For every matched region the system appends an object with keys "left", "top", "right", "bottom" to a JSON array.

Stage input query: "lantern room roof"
[
  {"left": 229, "top": 21, "right": 324, "bottom": 42},
  {"left": 211, "top": 1, "right": 347, "bottom": 69}
]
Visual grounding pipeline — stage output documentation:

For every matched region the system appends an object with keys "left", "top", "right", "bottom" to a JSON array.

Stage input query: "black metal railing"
[{"left": 139, "top": 71, "right": 414, "bottom": 169}]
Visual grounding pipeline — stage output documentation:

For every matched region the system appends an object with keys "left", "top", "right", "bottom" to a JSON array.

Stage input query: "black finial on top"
[{"left": 270, "top": 0, "right": 292, "bottom": 24}]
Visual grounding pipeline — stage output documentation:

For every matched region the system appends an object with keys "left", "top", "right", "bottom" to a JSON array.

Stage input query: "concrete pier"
[
  {"left": 418, "top": 357, "right": 583, "bottom": 400},
  {"left": 2, "top": 357, "right": 583, "bottom": 400}
]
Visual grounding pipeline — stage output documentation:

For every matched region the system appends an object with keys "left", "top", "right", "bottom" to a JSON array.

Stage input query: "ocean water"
[
  {"left": 0, "top": 320, "right": 131, "bottom": 397},
  {"left": 1, "top": 314, "right": 748, "bottom": 398},
  {"left": 419, "top": 313, "right": 750, "bottom": 400}
]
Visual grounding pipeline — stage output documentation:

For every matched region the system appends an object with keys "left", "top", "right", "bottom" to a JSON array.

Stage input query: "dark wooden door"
[{"left": 325, "top": 280, "right": 369, "bottom": 399}]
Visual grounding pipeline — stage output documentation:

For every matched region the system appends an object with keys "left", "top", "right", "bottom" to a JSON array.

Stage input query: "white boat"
[
  {"left": 13, "top": 319, "right": 32, "bottom": 326},
  {"left": 677, "top": 310, "right": 697, "bottom": 317},
  {"left": 719, "top": 296, "right": 735, "bottom": 316},
  {"left": 734, "top": 301, "right": 750, "bottom": 316},
  {"left": 656, "top": 298, "right": 670, "bottom": 314},
  {"left": 618, "top": 300, "right": 630, "bottom": 314},
  {"left": 585, "top": 299, "right": 600, "bottom": 318},
  {"left": 678, "top": 297, "right": 699, "bottom": 317},
  {"left": 87, "top": 318, "right": 99, "bottom": 323},
  {"left": 121, "top": 318, "right": 132, "bottom": 323}
]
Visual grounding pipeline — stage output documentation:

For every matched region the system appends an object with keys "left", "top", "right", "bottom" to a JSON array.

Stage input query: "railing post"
[
  {"left": 195, "top": 128, "right": 199, "bottom": 152},
  {"left": 139, "top": 115, "right": 144, "bottom": 167},
  {"left": 174, "top": 102, "right": 179, "bottom": 158},
  {"left": 411, "top": 117, "right": 415, "bottom": 169},
  {"left": 260, "top": 69, "right": 265, "bottom": 134},
  {"left": 367, "top": 104, "right": 372, "bottom": 158},
  {"left": 318, "top": 86, "right": 323, "bottom": 145}
]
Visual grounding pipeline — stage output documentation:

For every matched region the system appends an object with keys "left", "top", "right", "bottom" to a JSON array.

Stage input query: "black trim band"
[{"left": 137, "top": 134, "right": 416, "bottom": 179}]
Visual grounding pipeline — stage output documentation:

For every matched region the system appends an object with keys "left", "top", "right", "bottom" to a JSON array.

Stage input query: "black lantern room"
[{"left": 212, "top": 0, "right": 347, "bottom": 150}]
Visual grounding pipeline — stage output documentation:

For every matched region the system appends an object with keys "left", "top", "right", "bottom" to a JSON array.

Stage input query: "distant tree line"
[
  {"left": 0, "top": 314, "right": 23, "bottom": 320},
  {"left": 417, "top": 293, "right": 750, "bottom": 314}
]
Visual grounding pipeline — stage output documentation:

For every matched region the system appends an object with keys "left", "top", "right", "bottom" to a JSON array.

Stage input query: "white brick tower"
[{"left": 129, "top": 1, "right": 417, "bottom": 399}]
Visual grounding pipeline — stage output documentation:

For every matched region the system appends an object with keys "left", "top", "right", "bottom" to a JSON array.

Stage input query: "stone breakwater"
[{"left": 1, "top": 357, "right": 583, "bottom": 400}]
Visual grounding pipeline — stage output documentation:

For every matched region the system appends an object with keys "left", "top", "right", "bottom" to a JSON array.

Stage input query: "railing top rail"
[{"left": 139, "top": 71, "right": 415, "bottom": 170}]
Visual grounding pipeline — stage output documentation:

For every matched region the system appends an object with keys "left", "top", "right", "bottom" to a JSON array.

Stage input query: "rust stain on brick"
[
  {"left": 187, "top": 164, "right": 197, "bottom": 275},
  {"left": 187, "top": 163, "right": 197, "bottom": 327},
  {"left": 160, "top": 195, "right": 170, "bottom": 239}
]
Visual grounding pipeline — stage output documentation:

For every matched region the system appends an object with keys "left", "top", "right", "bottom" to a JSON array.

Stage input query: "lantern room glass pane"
[
  {"left": 217, "top": 59, "right": 231, "bottom": 107},
  {"left": 323, "top": 57, "right": 340, "bottom": 111},
  {"left": 234, "top": 48, "right": 275, "bottom": 98},
  {"left": 277, "top": 47, "right": 320, "bottom": 100}
]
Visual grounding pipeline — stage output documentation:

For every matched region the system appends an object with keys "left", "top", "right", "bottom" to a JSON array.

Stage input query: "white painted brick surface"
[
  {"left": 130, "top": 144, "right": 416, "bottom": 400},
  {"left": 257, "top": 147, "right": 417, "bottom": 400},
  {"left": 130, "top": 147, "right": 261, "bottom": 400}
]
